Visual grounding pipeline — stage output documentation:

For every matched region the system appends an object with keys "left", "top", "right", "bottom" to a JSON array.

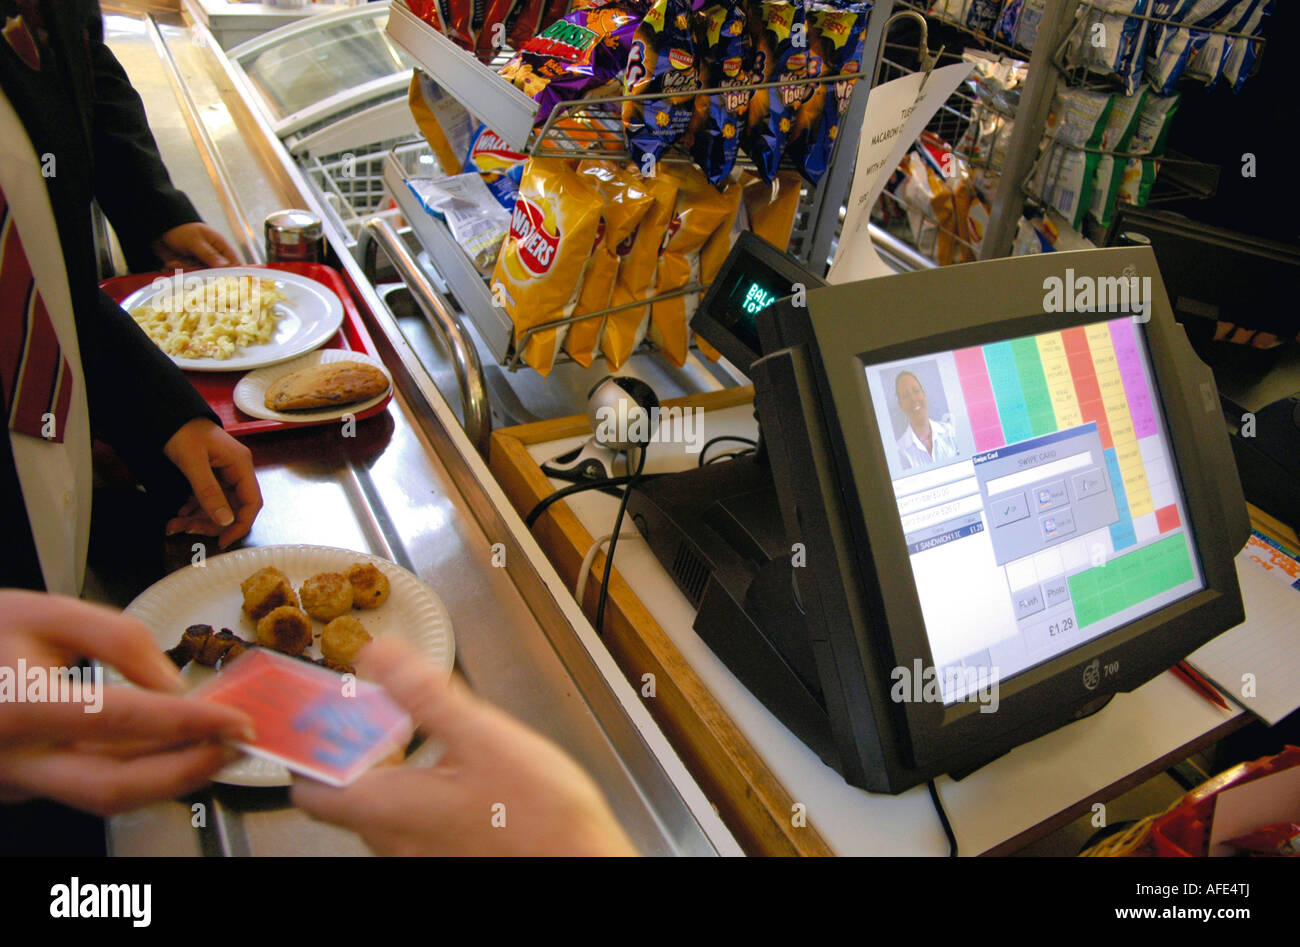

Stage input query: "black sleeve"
[
  {"left": 86, "top": 11, "right": 201, "bottom": 272},
  {"left": 79, "top": 289, "right": 219, "bottom": 514}
]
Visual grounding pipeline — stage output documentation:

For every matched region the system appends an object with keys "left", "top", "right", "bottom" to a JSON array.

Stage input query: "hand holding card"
[{"left": 194, "top": 649, "right": 413, "bottom": 786}]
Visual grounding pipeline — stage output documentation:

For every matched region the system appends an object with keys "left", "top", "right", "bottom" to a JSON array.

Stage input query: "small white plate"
[
  {"left": 233, "top": 350, "right": 393, "bottom": 423},
  {"left": 120, "top": 267, "right": 344, "bottom": 372},
  {"left": 119, "top": 545, "right": 455, "bottom": 787}
]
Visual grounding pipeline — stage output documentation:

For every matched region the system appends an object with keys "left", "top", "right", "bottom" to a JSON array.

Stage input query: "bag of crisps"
[
  {"left": 742, "top": 168, "right": 803, "bottom": 249},
  {"left": 746, "top": 0, "right": 809, "bottom": 183},
  {"left": 623, "top": 0, "right": 701, "bottom": 169},
  {"left": 476, "top": 0, "right": 519, "bottom": 61},
  {"left": 602, "top": 172, "right": 679, "bottom": 370},
  {"left": 499, "top": 0, "right": 648, "bottom": 127},
  {"left": 507, "top": 0, "right": 572, "bottom": 49},
  {"left": 464, "top": 124, "right": 528, "bottom": 210},
  {"left": 566, "top": 161, "right": 656, "bottom": 366},
  {"left": 491, "top": 159, "right": 605, "bottom": 375},
  {"left": 788, "top": 0, "right": 869, "bottom": 185},
  {"left": 649, "top": 165, "right": 736, "bottom": 366},
  {"left": 690, "top": 1, "right": 753, "bottom": 187},
  {"left": 408, "top": 73, "right": 477, "bottom": 175}
]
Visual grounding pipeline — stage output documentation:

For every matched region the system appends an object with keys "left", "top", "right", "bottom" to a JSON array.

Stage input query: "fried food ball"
[
  {"left": 321, "top": 615, "right": 372, "bottom": 667},
  {"left": 347, "top": 562, "right": 390, "bottom": 609},
  {"left": 255, "top": 605, "right": 313, "bottom": 656},
  {"left": 299, "top": 572, "right": 354, "bottom": 622},
  {"left": 241, "top": 567, "right": 298, "bottom": 621}
]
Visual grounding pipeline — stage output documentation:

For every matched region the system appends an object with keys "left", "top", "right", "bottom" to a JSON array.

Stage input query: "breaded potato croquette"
[
  {"left": 322, "top": 615, "right": 372, "bottom": 666},
  {"left": 299, "top": 572, "right": 354, "bottom": 622},
  {"left": 255, "top": 605, "right": 313, "bottom": 656},
  {"left": 241, "top": 567, "right": 298, "bottom": 621},
  {"left": 346, "top": 562, "right": 390, "bottom": 609}
]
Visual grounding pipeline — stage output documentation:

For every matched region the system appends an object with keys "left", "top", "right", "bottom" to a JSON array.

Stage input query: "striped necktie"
[{"left": 1, "top": 184, "right": 73, "bottom": 443}]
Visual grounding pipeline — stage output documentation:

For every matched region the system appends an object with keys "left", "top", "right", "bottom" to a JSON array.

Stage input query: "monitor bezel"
[{"left": 774, "top": 247, "right": 1245, "bottom": 772}]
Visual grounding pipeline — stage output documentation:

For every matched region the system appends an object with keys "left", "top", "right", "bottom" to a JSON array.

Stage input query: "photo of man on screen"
[{"left": 894, "top": 370, "right": 959, "bottom": 469}]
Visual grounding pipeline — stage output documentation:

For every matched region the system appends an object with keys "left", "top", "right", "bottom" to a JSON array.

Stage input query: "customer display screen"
[
  {"left": 709, "top": 258, "right": 793, "bottom": 356},
  {"left": 863, "top": 318, "right": 1205, "bottom": 704}
]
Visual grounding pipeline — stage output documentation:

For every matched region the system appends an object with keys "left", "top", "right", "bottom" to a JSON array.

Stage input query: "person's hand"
[
  {"left": 150, "top": 222, "right": 239, "bottom": 270},
  {"left": 292, "top": 637, "right": 639, "bottom": 856},
  {"left": 163, "top": 418, "right": 262, "bottom": 549},
  {"left": 0, "top": 591, "right": 256, "bottom": 816}
]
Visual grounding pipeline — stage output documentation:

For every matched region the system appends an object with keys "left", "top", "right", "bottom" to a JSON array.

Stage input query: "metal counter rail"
[
  {"left": 100, "top": 2, "right": 739, "bottom": 857},
  {"left": 360, "top": 217, "right": 492, "bottom": 456}
]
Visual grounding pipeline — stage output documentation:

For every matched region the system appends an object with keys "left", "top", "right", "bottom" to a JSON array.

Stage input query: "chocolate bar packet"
[
  {"left": 499, "top": 0, "right": 648, "bottom": 126},
  {"left": 623, "top": 0, "right": 702, "bottom": 169},
  {"left": 690, "top": 2, "right": 752, "bottom": 186},
  {"left": 746, "top": 0, "right": 810, "bottom": 183}
]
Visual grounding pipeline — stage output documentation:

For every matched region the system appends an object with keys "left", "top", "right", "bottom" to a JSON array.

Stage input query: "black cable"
[
  {"left": 928, "top": 779, "right": 958, "bottom": 857},
  {"left": 698, "top": 435, "right": 757, "bottom": 467},
  {"left": 525, "top": 474, "right": 635, "bottom": 529},
  {"left": 595, "top": 444, "right": 648, "bottom": 635}
]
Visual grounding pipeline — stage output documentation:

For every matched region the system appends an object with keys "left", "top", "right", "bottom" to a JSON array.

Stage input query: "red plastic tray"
[{"left": 101, "top": 263, "right": 392, "bottom": 437}]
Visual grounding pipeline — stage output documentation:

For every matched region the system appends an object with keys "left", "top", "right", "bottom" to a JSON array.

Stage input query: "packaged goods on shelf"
[
  {"left": 691, "top": 0, "right": 754, "bottom": 186},
  {"left": 491, "top": 159, "right": 605, "bottom": 375},
  {"left": 1064, "top": 0, "right": 1152, "bottom": 94},
  {"left": 787, "top": 1, "right": 872, "bottom": 185},
  {"left": 994, "top": 0, "right": 1046, "bottom": 51},
  {"left": 407, "top": 173, "right": 514, "bottom": 271},
  {"left": 498, "top": 0, "right": 648, "bottom": 125},
  {"left": 408, "top": 72, "right": 476, "bottom": 173},
  {"left": 509, "top": 0, "right": 575, "bottom": 50},
  {"left": 1098, "top": 86, "right": 1147, "bottom": 151},
  {"left": 963, "top": 0, "right": 1005, "bottom": 36},
  {"left": 1148, "top": 0, "right": 1271, "bottom": 93},
  {"left": 1029, "top": 141, "right": 1098, "bottom": 231},
  {"left": 1046, "top": 86, "right": 1115, "bottom": 149},
  {"left": 893, "top": 137, "right": 985, "bottom": 266},
  {"left": 464, "top": 124, "right": 528, "bottom": 210},
  {"left": 1011, "top": 206, "right": 1096, "bottom": 255},
  {"left": 566, "top": 161, "right": 656, "bottom": 366},
  {"left": 746, "top": 0, "right": 810, "bottom": 183},
  {"left": 624, "top": 0, "right": 702, "bottom": 168},
  {"left": 603, "top": 173, "right": 679, "bottom": 369},
  {"left": 1127, "top": 90, "right": 1179, "bottom": 155},
  {"left": 650, "top": 167, "right": 742, "bottom": 365},
  {"left": 1115, "top": 155, "right": 1159, "bottom": 207}
]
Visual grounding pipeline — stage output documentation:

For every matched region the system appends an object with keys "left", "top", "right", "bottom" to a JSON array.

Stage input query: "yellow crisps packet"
[
  {"left": 408, "top": 73, "right": 473, "bottom": 175},
  {"left": 566, "top": 161, "right": 656, "bottom": 367},
  {"left": 601, "top": 172, "right": 679, "bottom": 370},
  {"left": 649, "top": 165, "right": 736, "bottom": 367},
  {"left": 491, "top": 158, "right": 604, "bottom": 376},
  {"left": 742, "top": 169, "right": 803, "bottom": 250}
]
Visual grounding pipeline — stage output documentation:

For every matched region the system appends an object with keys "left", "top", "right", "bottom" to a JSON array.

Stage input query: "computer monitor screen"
[{"left": 863, "top": 317, "right": 1206, "bottom": 705}]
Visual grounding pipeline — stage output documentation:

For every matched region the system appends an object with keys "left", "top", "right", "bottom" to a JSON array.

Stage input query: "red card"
[{"left": 194, "top": 649, "right": 413, "bottom": 786}]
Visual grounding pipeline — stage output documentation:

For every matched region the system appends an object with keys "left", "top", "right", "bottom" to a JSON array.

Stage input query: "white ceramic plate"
[
  {"left": 232, "top": 350, "right": 393, "bottom": 423},
  {"left": 119, "top": 545, "right": 455, "bottom": 787},
  {"left": 120, "top": 267, "right": 344, "bottom": 372}
]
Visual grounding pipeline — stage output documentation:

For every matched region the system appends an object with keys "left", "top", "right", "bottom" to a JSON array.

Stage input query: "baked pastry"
[
  {"left": 347, "top": 562, "right": 390, "bottom": 609},
  {"left": 241, "top": 567, "right": 298, "bottom": 621},
  {"left": 255, "top": 605, "right": 313, "bottom": 656},
  {"left": 322, "top": 615, "right": 372, "bottom": 666},
  {"left": 299, "top": 572, "right": 354, "bottom": 622},
  {"left": 264, "top": 360, "right": 389, "bottom": 412}
]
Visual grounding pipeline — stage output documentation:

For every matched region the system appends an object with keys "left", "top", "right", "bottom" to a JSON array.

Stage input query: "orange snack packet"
[
  {"left": 742, "top": 169, "right": 803, "bottom": 250},
  {"left": 566, "top": 161, "right": 655, "bottom": 367},
  {"left": 649, "top": 165, "right": 736, "bottom": 366},
  {"left": 491, "top": 158, "right": 604, "bottom": 376},
  {"left": 601, "top": 171, "right": 679, "bottom": 370}
]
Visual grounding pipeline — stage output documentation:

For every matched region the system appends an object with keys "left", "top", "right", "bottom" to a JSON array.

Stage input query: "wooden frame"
[{"left": 490, "top": 386, "right": 834, "bottom": 856}]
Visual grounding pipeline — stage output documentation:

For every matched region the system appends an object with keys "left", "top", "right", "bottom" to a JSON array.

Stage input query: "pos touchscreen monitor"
[{"left": 751, "top": 247, "right": 1250, "bottom": 793}]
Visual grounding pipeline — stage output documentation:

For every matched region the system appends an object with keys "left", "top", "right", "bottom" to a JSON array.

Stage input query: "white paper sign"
[{"left": 828, "top": 62, "right": 976, "bottom": 284}]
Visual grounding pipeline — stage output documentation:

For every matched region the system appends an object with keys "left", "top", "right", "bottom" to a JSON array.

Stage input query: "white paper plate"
[
  {"left": 120, "top": 267, "right": 344, "bottom": 372},
  {"left": 119, "top": 545, "right": 455, "bottom": 787},
  {"left": 232, "top": 350, "right": 393, "bottom": 423}
]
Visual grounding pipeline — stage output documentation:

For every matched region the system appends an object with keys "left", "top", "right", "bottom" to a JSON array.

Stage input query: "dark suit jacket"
[{"left": 1, "top": 0, "right": 217, "bottom": 590}]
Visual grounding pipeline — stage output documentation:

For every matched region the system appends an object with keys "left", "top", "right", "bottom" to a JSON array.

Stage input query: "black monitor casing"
[{"left": 751, "top": 247, "right": 1249, "bottom": 793}]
